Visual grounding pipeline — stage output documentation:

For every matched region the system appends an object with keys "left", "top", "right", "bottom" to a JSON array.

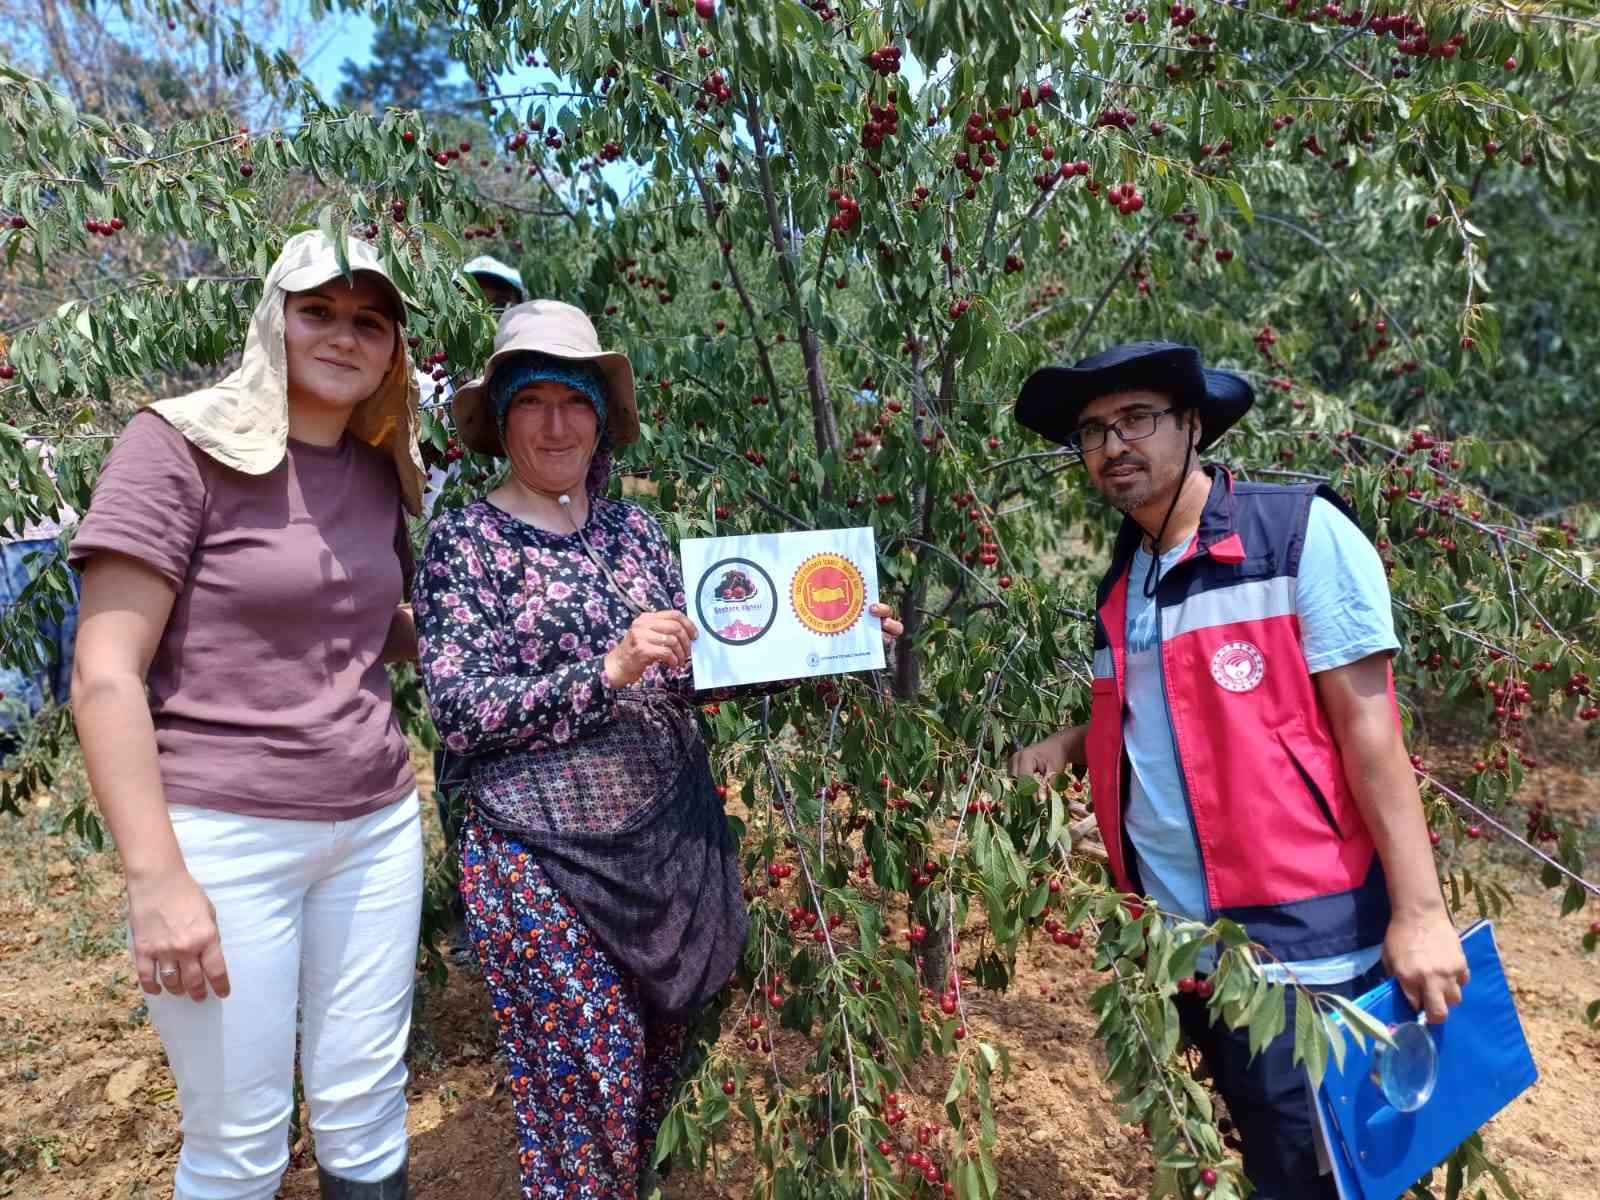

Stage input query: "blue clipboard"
[{"left": 1313, "top": 921, "right": 1537, "bottom": 1200}]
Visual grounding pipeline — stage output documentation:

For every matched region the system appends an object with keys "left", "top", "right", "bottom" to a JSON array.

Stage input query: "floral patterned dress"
[{"left": 414, "top": 493, "right": 730, "bottom": 1200}]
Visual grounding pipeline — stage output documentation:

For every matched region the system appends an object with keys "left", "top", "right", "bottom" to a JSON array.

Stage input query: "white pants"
[{"left": 149, "top": 794, "right": 423, "bottom": 1200}]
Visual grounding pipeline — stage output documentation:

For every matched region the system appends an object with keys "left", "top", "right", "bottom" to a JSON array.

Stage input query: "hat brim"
[
  {"left": 464, "top": 268, "right": 526, "bottom": 298},
  {"left": 276, "top": 264, "right": 410, "bottom": 325},
  {"left": 453, "top": 345, "right": 639, "bottom": 457},
  {"left": 1015, "top": 361, "right": 1252, "bottom": 452}
]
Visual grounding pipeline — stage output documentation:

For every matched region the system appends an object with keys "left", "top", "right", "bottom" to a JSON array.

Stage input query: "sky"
[{"left": 293, "top": 11, "right": 553, "bottom": 108}]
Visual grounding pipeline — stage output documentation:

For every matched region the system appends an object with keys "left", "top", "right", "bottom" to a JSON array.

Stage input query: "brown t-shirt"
[{"left": 70, "top": 410, "right": 415, "bottom": 820}]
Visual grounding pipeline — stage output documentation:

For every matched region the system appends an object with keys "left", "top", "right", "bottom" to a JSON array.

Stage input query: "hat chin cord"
[{"left": 1140, "top": 432, "right": 1197, "bottom": 600}]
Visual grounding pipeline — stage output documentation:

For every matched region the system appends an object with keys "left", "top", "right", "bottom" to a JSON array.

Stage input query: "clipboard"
[{"left": 1311, "top": 921, "right": 1538, "bottom": 1200}]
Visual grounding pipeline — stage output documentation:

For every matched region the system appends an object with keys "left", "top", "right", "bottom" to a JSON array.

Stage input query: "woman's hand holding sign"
[
  {"left": 604, "top": 610, "right": 698, "bottom": 686},
  {"left": 869, "top": 601, "right": 903, "bottom": 645}
]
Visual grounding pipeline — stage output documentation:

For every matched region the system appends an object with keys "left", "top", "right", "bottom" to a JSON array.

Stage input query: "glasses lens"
[
  {"left": 1077, "top": 425, "right": 1106, "bottom": 452},
  {"left": 1122, "top": 411, "right": 1159, "bottom": 441}
]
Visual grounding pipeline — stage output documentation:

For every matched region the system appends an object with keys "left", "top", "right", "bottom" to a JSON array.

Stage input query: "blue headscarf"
[{"left": 489, "top": 351, "right": 609, "bottom": 446}]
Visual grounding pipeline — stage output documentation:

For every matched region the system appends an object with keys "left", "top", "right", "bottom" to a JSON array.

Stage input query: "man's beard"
[{"left": 1094, "top": 457, "right": 1158, "bottom": 513}]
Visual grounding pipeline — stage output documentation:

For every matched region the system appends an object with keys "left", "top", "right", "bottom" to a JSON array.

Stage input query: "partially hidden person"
[
  {"left": 412, "top": 300, "right": 902, "bottom": 1200},
  {"left": 1007, "top": 341, "right": 1468, "bottom": 1200},
  {"left": 417, "top": 252, "right": 528, "bottom": 967},
  {"left": 0, "top": 439, "right": 81, "bottom": 753},
  {"left": 69, "top": 231, "right": 427, "bottom": 1200}
]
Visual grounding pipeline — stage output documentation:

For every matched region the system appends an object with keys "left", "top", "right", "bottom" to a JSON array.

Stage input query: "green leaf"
[
  {"left": 1218, "top": 178, "right": 1254, "bottom": 224},
  {"left": 1292, "top": 993, "right": 1329, "bottom": 1090}
]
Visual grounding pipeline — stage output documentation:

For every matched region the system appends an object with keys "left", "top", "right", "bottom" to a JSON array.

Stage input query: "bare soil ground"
[{"left": 1, "top": 727, "right": 1596, "bottom": 1200}]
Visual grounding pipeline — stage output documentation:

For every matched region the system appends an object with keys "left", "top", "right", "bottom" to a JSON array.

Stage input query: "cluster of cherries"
[
  {"left": 860, "top": 94, "right": 901, "bottom": 150},
  {"left": 865, "top": 43, "right": 903, "bottom": 76},
  {"left": 429, "top": 139, "right": 472, "bottom": 168},
  {"left": 908, "top": 855, "right": 944, "bottom": 891},
  {"left": 82, "top": 216, "right": 126, "bottom": 237},
  {"left": 699, "top": 68, "right": 733, "bottom": 107},
  {"left": 961, "top": 110, "right": 1003, "bottom": 149},
  {"left": 1095, "top": 105, "right": 1139, "bottom": 131},
  {"left": 784, "top": 901, "right": 839, "bottom": 944},
  {"left": 826, "top": 187, "right": 862, "bottom": 233},
  {"left": 1032, "top": 155, "right": 1090, "bottom": 192},
  {"left": 1524, "top": 797, "right": 1559, "bottom": 845},
  {"left": 1042, "top": 915, "right": 1084, "bottom": 948},
  {"left": 1105, "top": 181, "right": 1146, "bottom": 214}
]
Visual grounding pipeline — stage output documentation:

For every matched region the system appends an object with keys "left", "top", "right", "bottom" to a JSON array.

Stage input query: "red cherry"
[
  {"left": 953, "top": 1025, "right": 967, "bottom": 1040},
  {"left": 1195, "top": 978, "right": 1214, "bottom": 999},
  {"left": 1177, "top": 976, "right": 1197, "bottom": 994},
  {"left": 239, "top": 162, "right": 254, "bottom": 177},
  {"left": 696, "top": 0, "right": 715, "bottom": 15},
  {"left": 1201, "top": 1167, "right": 1219, "bottom": 1187},
  {"left": 998, "top": 576, "right": 1012, "bottom": 589},
  {"left": 1467, "top": 825, "right": 1483, "bottom": 839},
  {"left": 0, "top": 364, "right": 16, "bottom": 381},
  {"left": 722, "top": 1078, "right": 736, "bottom": 1095}
]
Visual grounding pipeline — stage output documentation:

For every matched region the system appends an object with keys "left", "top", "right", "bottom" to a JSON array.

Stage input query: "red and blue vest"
[{"left": 1086, "top": 467, "right": 1393, "bottom": 961}]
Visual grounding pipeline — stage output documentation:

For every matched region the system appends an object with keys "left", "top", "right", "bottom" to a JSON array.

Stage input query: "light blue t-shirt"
[{"left": 1123, "top": 497, "right": 1399, "bottom": 983}]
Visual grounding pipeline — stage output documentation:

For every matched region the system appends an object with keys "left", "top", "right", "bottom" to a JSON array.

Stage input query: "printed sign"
[{"left": 680, "top": 527, "right": 885, "bottom": 689}]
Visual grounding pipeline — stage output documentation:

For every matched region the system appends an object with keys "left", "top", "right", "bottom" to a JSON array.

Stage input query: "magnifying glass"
[{"left": 1369, "top": 1011, "right": 1438, "bottom": 1112}]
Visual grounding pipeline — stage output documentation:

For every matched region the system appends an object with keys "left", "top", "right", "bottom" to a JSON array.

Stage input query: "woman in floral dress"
[{"left": 413, "top": 301, "right": 901, "bottom": 1199}]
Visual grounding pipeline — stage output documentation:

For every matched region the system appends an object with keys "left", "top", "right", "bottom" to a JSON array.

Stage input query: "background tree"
[
  {"left": 336, "top": 22, "right": 476, "bottom": 112},
  {"left": 3, "top": 1, "right": 1599, "bottom": 1197}
]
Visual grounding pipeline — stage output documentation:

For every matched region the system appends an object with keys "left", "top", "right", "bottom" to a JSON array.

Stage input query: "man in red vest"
[{"left": 1009, "top": 342, "right": 1467, "bottom": 1198}]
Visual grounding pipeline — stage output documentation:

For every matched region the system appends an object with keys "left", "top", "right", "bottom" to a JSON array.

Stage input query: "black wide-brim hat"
[{"left": 1016, "top": 340, "right": 1254, "bottom": 452}]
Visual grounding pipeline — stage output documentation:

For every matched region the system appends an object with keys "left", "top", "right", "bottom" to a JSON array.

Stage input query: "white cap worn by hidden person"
[
  {"left": 149, "top": 230, "right": 427, "bottom": 515},
  {"left": 461, "top": 255, "right": 526, "bottom": 299}
]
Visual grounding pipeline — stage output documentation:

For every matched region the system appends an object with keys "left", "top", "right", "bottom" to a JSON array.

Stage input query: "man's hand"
[
  {"left": 1383, "top": 905, "right": 1468, "bottom": 1023},
  {"left": 1008, "top": 725, "right": 1087, "bottom": 778},
  {"left": 1009, "top": 733, "right": 1067, "bottom": 779}
]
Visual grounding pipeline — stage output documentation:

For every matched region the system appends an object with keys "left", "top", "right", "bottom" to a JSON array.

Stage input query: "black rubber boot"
[{"left": 317, "top": 1159, "right": 408, "bottom": 1200}]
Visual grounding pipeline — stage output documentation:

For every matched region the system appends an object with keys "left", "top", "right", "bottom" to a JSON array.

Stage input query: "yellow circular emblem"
[{"left": 790, "top": 553, "right": 867, "bottom": 636}]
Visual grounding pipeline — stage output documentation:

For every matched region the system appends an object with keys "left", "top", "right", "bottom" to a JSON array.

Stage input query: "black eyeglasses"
[{"left": 1068, "top": 406, "right": 1180, "bottom": 454}]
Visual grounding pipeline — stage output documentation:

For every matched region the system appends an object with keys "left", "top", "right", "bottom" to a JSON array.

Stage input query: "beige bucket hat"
[
  {"left": 452, "top": 300, "right": 639, "bottom": 457},
  {"left": 150, "top": 230, "right": 426, "bottom": 515}
]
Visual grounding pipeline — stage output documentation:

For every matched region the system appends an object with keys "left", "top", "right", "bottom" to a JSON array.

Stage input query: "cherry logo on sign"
[
  {"left": 713, "top": 567, "right": 758, "bottom": 602},
  {"left": 1210, "top": 640, "right": 1266, "bottom": 692},
  {"left": 695, "top": 558, "right": 778, "bottom": 646}
]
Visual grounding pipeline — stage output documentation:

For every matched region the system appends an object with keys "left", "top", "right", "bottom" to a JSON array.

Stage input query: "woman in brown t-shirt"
[{"left": 69, "top": 232, "right": 426, "bottom": 1200}]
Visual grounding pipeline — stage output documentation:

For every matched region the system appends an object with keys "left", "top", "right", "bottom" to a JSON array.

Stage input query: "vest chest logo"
[{"left": 1210, "top": 640, "right": 1266, "bottom": 692}]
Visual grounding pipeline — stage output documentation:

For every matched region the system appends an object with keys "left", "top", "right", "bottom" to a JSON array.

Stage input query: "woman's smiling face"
[
  {"left": 282, "top": 275, "right": 398, "bottom": 415},
  {"left": 503, "top": 379, "right": 602, "bottom": 495}
]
